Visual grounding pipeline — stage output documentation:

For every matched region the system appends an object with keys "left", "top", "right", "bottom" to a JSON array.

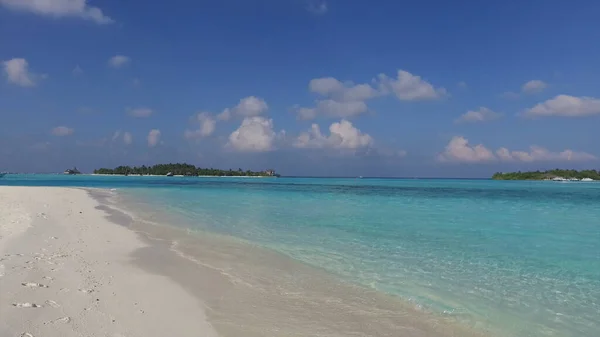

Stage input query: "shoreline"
[
  {"left": 90, "top": 174, "right": 274, "bottom": 178},
  {"left": 1, "top": 186, "right": 491, "bottom": 337},
  {"left": 95, "top": 188, "right": 493, "bottom": 337}
]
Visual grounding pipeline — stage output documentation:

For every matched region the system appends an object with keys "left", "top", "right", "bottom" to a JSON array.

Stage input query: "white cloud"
[
  {"left": 72, "top": 65, "right": 83, "bottom": 76},
  {"left": 184, "top": 112, "right": 216, "bottom": 139},
  {"left": 108, "top": 55, "right": 130, "bottom": 68},
  {"left": 437, "top": 136, "right": 496, "bottom": 163},
  {"left": 127, "top": 107, "right": 153, "bottom": 118},
  {"left": 456, "top": 107, "right": 501, "bottom": 123},
  {"left": 438, "top": 136, "right": 596, "bottom": 163},
  {"left": 296, "top": 77, "right": 377, "bottom": 120},
  {"left": 521, "top": 80, "right": 547, "bottom": 94},
  {"left": 307, "top": 1, "right": 328, "bottom": 15},
  {"left": 501, "top": 91, "right": 520, "bottom": 100},
  {"left": 296, "top": 70, "right": 444, "bottom": 120},
  {"left": 378, "top": 70, "right": 447, "bottom": 101},
  {"left": 496, "top": 146, "right": 596, "bottom": 162},
  {"left": 0, "top": 0, "right": 113, "bottom": 24},
  {"left": 216, "top": 96, "right": 268, "bottom": 121},
  {"left": 147, "top": 129, "right": 161, "bottom": 147},
  {"left": 297, "top": 100, "right": 369, "bottom": 120},
  {"left": 123, "top": 132, "right": 133, "bottom": 145},
  {"left": 502, "top": 80, "right": 547, "bottom": 99},
  {"left": 294, "top": 119, "right": 373, "bottom": 150},
  {"left": 309, "top": 78, "right": 378, "bottom": 102},
  {"left": 523, "top": 95, "right": 600, "bottom": 118},
  {"left": 228, "top": 117, "right": 277, "bottom": 152},
  {"left": 3, "top": 58, "right": 39, "bottom": 87},
  {"left": 51, "top": 126, "right": 74, "bottom": 137},
  {"left": 216, "top": 109, "right": 231, "bottom": 121},
  {"left": 112, "top": 131, "right": 133, "bottom": 145}
]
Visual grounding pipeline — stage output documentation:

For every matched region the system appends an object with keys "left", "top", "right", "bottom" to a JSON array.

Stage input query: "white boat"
[{"left": 581, "top": 178, "right": 595, "bottom": 182}]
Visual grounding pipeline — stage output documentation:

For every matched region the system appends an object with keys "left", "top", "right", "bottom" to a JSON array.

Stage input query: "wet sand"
[{"left": 95, "top": 188, "right": 490, "bottom": 337}]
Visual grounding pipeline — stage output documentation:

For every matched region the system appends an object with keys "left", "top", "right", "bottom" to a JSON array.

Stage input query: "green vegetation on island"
[
  {"left": 93, "top": 163, "right": 279, "bottom": 177},
  {"left": 492, "top": 169, "right": 600, "bottom": 180}
]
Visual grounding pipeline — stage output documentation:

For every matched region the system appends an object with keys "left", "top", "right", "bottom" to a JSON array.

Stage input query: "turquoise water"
[{"left": 2, "top": 174, "right": 600, "bottom": 336}]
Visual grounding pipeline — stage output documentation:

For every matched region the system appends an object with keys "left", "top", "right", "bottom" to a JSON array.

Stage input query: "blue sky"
[{"left": 1, "top": 0, "right": 599, "bottom": 177}]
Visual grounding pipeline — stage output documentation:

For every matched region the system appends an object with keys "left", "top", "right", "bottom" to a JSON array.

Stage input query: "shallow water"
[{"left": 3, "top": 175, "right": 600, "bottom": 336}]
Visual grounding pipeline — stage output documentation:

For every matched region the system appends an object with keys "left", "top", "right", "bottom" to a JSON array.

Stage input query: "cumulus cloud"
[
  {"left": 112, "top": 131, "right": 133, "bottom": 145},
  {"left": 127, "top": 107, "right": 153, "bottom": 118},
  {"left": 378, "top": 70, "right": 447, "bottom": 101},
  {"left": 147, "top": 129, "right": 161, "bottom": 147},
  {"left": 72, "top": 65, "right": 83, "bottom": 76},
  {"left": 521, "top": 80, "right": 547, "bottom": 94},
  {"left": 51, "top": 126, "right": 74, "bottom": 136},
  {"left": 108, "top": 55, "right": 130, "bottom": 68},
  {"left": 438, "top": 136, "right": 596, "bottom": 163},
  {"left": 0, "top": 0, "right": 113, "bottom": 24},
  {"left": 496, "top": 146, "right": 596, "bottom": 162},
  {"left": 307, "top": 1, "right": 328, "bottom": 15},
  {"left": 501, "top": 91, "right": 520, "bottom": 100},
  {"left": 503, "top": 80, "right": 548, "bottom": 99},
  {"left": 296, "top": 100, "right": 369, "bottom": 120},
  {"left": 309, "top": 78, "right": 379, "bottom": 102},
  {"left": 294, "top": 119, "right": 374, "bottom": 150},
  {"left": 522, "top": 95, "right": 600, "bottom": 118},
  {"left": 2, "top": 58, "right": 41, "bottom": 87},
  {"left": 123, "top": 132, "right": 133, "bottom": 145},
  {"left": 455, "top": 107, "right": 502, "bottom": 123},
  {"left": 437, "top": 136, "right": 496, "bottom": 163},
  {"left": 217, "top": 96, "right": 268, "bottom": 121},
  {"left": 184, "top": 112, "right": 216, "bottom": 139},
  {"left": 228, "top": 117, "right": 277, "bottom": 152},
  {"left": 296, "top": 70, "right": 445, "bottom": 120},
  {"left": 296, "top": 77, "right": 378, "bottom": 120}
]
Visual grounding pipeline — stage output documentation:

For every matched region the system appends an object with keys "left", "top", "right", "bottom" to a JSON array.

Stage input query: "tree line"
[
  {"left": 93, "top": 163, "right": 278, "bottom": 177},
  {"left": 492, "top": 169, "right": 600, "bottom": 180}
]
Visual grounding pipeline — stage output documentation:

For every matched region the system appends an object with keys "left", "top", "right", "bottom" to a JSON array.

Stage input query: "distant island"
[
  {"left": 93, "top": 163, "right": 279, "bottom": 177},
  {"left": 492, "top": 169, "right": 599, "bottom": 181}
]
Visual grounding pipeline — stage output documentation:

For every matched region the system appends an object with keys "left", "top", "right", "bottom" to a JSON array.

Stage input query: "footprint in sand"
[
  {"left": 44, "top": 316, "right": 71, "bottom": 325},
  {"left": 20, "top": 333, "right": 34, "bottom": 337},
  {"left": 13, "top": 303, "right": 42, "bottom": 308},
  {"left": 22, "top": 282, "right": 49, "bottom": 288},
  {"left": 45, "top": 300, "right": 60, "bottom": 308}
]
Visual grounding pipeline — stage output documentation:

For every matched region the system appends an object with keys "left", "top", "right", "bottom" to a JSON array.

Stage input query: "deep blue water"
[{"left": 2, "top": 174, "right": 600, "bottom": 337}]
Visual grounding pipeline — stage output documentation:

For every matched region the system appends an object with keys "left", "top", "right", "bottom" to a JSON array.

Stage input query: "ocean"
[{"left": 2, "top": 174, "right": 599, "bottom": 337}]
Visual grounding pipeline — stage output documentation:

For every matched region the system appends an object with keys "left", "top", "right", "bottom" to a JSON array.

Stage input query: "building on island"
[{"left": 63, "top": 167, "right": 81, "bottom": 175}]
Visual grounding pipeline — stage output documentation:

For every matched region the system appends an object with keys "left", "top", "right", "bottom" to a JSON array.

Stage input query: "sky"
[{"left": 1, "top": 0, "right": 600, "bottom": 177}]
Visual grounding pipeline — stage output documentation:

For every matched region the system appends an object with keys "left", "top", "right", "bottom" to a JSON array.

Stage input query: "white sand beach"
[{"left": 0, "top": 187, "right": 217, "bottom": 337}]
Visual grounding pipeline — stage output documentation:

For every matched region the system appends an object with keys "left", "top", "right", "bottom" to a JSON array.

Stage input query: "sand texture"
[{"left": 0, "top": 186, "right": 217, "bottom": 337}]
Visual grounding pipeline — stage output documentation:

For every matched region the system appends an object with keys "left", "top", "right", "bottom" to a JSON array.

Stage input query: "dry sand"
[{"left": 0, "top": 186, "right": 217, "bottom": 337}]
